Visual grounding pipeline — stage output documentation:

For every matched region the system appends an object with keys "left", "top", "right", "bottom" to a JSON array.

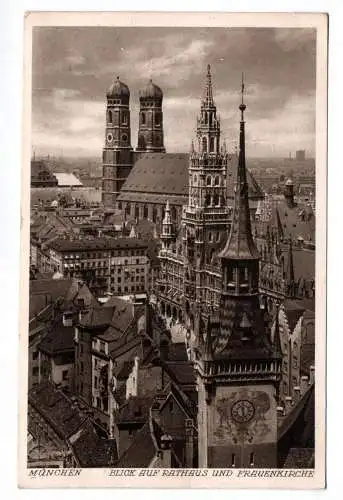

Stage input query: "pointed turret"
[
  {"left": 219, "top": 75, "right": 260, "bottom": 261},
  {"left": 203, "top": 64, "right": 214, "bottom": 107},
  {"left": 161, "top": 200, "right": 174, "bottom": 249}
]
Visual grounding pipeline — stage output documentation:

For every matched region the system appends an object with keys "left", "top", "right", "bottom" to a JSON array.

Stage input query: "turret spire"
[
  {"left": 203, "top": 64, "right": 214, "bottom": 107},
  {"left": 219, "top": 76, "right": 259, "bottom": 260}
]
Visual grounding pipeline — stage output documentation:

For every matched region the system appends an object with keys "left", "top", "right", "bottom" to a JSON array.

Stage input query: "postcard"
[{"left": 18, "top": 11, "right": 327, "bottom": 488}]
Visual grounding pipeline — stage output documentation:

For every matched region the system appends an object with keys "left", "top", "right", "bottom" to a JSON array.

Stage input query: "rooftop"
[{"left": 49, "top": 237, "right": 149, "bottom": 253}]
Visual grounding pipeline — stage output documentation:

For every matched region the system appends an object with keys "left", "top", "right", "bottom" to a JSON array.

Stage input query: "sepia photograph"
[{"left": 19, "top": 12, "right": 327, "bottom": 488}]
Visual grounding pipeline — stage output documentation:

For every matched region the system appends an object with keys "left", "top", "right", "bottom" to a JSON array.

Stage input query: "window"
[
  {"left": 250, "top": 452, "right": 254, "bottom": 467},
  {"left": 210, "top": 137, "right": 215, "bottom": 152},
  {"left": 231, "top": 454, "right": 236, "bottom": 467},
  {"left": 94, "top": 376, "right": 98, "bottom": 389},
  {"left": 122, "top": 111, "right": 128, "bottom": 125},
  {"left": 62, "top": 370, "right": 68, "bottom": 381},
  {"left": 80, "top": 362, "right": 84, "bottom": 374},
  {"left": 108, "top": 110, "right": 113, "bottom": 123},
  {"left": 202, "top": 136, "right": 207, "bottom": 153},
  {"left": 141, "top": 112, "right": 146, "bottom": 125},
  {"left": 32, "top": 350, "right": 39, "bottom": 361},
  {"left": 32, "top": 367, "right": 39, "bottom": 377}
]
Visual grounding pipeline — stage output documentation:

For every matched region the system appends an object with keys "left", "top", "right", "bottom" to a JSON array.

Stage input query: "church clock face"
[
  {"left": 107, "top": 132, "right": 114, "bottom": 145},
  {"left": 231, "top": 400, "right": 255, "bottom": 424}
]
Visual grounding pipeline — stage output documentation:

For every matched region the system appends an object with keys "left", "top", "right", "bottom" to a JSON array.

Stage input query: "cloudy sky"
[{"left": 32, "top": 27, "right": 316, "bottom": 158}]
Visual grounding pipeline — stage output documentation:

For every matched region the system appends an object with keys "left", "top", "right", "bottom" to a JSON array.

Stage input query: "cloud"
[{"left": 31, "top": 27, "right": 316, "bottom": 158}]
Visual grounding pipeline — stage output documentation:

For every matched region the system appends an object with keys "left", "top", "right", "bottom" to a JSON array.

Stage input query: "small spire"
[
  {"left": 191, "top": 139, "right": 195, "bottom": 153},
  {"left": 239, "top": 72, "right": 246, "bottom": 121},
  {"left": 203, "top": 64, "right": 214, "bottom": 106}
]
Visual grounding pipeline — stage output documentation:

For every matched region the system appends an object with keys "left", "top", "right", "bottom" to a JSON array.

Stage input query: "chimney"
[
  {"left": 284, "top": 396, "right": 293, "bottom": 413},
  {"left": 309, "top": 365, "right": 315, "bottom": 385},
  {"left": 160, "top": 434, "right": 173, "bottom": 468},
  {"left": 293, "top": 386, "right": 301, "bottom": 403},
  {"left": 62, "top": 311, "right": 74, "bottom": 327},
  {"left": 277, "top": 406, "right": 285, "bottom": 417},
  {"left": 300, "top": 375, "right": 309, "bottom": 395}
]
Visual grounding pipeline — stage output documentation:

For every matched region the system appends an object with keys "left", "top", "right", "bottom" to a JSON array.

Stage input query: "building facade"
[{"left": 48, "top": 237, "right": 149, "bottom": 298}]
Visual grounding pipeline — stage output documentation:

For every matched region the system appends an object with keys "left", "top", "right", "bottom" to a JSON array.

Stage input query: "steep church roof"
[{"left": 118, "top": 152, "right": 264, "bottom": 206}]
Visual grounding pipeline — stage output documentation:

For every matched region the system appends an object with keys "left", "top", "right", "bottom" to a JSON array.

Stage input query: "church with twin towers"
[{"left": 101, "top": 65, "right": 264, "bottom": 225}]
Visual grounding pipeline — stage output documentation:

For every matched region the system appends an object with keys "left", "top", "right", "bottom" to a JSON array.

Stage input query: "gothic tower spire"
[{"left": 220, "top": 74, "right": 260, "bottom": 261}]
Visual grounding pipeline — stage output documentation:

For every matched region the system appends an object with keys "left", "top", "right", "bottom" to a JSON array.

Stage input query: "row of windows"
[
  {"left": 62, "top": 250, "right": 145, "bottom": 259},
  {"left": 140, "top": 111, "right": 162, "bottom": 126},
  {"left": 192, "top": 174, "right": 222, "bottom": 186},
  {"left": 112, "top": 284, "right": 145, "bottom": 294},
  {"left": 107, "top": 110, "right": 129, "bottom": 125},
  {"left": 111, "top": 275, "right": 145, "bottom": 283}
]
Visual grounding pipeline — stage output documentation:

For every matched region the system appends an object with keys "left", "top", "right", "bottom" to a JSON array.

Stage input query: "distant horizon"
[{"left": 32, "top": 27, "right": 316, "bottom": 159}]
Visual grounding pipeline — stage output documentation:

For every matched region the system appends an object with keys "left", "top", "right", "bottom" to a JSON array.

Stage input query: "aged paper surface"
[{"left": 19, "top": 11, "right": 327, "bottom": 488}]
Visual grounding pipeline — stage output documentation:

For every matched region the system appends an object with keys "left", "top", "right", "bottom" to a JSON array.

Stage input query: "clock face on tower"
[
  {"left": 231, "top": 400, "right": 255, "bottom": 424},
  {"left": 107, "top": 132, "right": 113, "bottom": 145}
]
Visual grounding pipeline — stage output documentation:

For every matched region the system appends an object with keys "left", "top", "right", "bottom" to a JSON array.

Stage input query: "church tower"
[
  {"left": 136, "top": 79, "right": 165, "bottom": 153},
  {"left": 181, "top": 65, "right": 233, "bottom": 334},
  {"left": 102, "top": 76, "right": 133, "bottom": 207},
  {"left": 195, "top": 78, "right": 282, "bottom": 468}
]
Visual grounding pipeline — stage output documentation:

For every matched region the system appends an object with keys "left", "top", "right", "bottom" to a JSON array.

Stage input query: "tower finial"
[{"left": 239, "top": 72, "right": 246, "bottom": 121}]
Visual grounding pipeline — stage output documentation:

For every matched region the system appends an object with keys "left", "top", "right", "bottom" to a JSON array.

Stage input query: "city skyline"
[{"left": 32, "top": 27, "right": 316, "bottom": 158}]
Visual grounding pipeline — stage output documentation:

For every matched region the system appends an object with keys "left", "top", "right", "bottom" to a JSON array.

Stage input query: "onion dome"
[
  {"left": 106, "top": 76, "right": 130, "bottom": 98},
  {"left": 139, "top": 79, "right": 163, "bottom": 100}
]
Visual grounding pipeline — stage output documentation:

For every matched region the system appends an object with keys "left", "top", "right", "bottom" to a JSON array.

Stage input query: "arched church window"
[
  {"left": 202, "top": 136, "right": 207, "bottom": 153},
  {"left": 141, "top": 112, "right": 146, "bottom": 125},
  {"left": 126, "top": 203, "right": 131, "bottom": 215},
  {"left": 193, "top": 174, "right": 197, "bottom": 184},
  {"left": 135, "top": 206, "right": 139, "bottom": 219},
  {"left": 215, "top": 175, "right": 220, "bottom": 186},
  {"left": 204, "top": 112, "right": 208, "bottom": 125},
  {"left": 122, "top": 111, "right": 128, "bottom": 125},
  {"left": 210, "top": 137, "right": 215, "bottom": 153},
  {"left": 213, "top": 193, "right": 219, "bottom": 206},
  {"left": 143, "top": 204, "right": 148, "bottom": 219},
  {"left": 209, "top": 113, "right": 213, "bottom": 126},
  {"left": 205, "top": 194, "right": 211, "bottom": 207},
  {"left": 206, "top": 176, "right": 212, "bottom": 186},
  {"left": 155, "top": 113, "right": 161, "bottom": 126},
  {"left": 108, "top": 110, "right": 113, "bottom": 123},
  {"left": 152, "top": 206, "right": 157, "bottom": 222}
]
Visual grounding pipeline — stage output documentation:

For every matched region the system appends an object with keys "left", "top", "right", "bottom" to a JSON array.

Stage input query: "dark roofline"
[{"left": 49, "top": 237, "right": 149, "bottom": 253}]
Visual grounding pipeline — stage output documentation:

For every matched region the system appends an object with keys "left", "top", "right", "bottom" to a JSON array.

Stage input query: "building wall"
[
  {"left": 198, "top": 382, "right": 278, "bottom": 468},
  {"left": 51, "top": 360, "right": 74, "bottom": 389}
]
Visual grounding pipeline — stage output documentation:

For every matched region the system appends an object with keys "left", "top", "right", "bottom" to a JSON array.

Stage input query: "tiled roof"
[
  {"left": 38, "top": 324, "right": 75, "bottom": 356},
  {"left": 274, "top": 199, "right": 315, "bottom": 243},
  {"left": 120, "top": 153, "right": 189, "bottom": 196},
  {"left": 163, "top": 360, "right": 196, "bottom": 386},
  {"left": 115, "top": 421, "right": 157, "bottom": 467},
  {"left": 283, "top": 448, "right": 314, "bottom": 468},
  {"left": 71, "top": 420, "right": 118, "bottom": 467},
  {"left": 117, "top": 396, "right": 153, "bottom": 425},
  {"left": 29, "top": 382, "right": 86, "bottom": 439},
  {"left": 167, "top": 343, "right": 189, "bottom": 362}
]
